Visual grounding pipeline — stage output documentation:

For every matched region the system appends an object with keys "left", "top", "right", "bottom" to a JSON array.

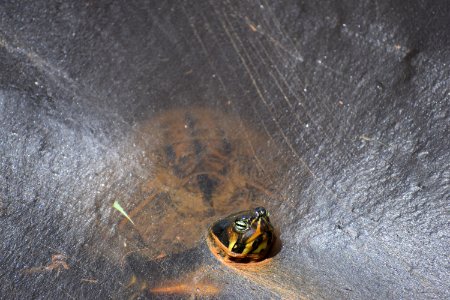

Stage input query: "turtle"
[
  {"left": 116, "top": 108, "right": 300, "bottom": 298},
  {"left": 207, "top": 206, "right": 275, "bottom": 263},
  {"left": 124, "top": 206, "right": 278, "bottom": 298}
]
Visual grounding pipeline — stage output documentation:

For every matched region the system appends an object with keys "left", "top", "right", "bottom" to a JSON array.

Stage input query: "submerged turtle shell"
[
  {"left": 119, "top": 108, "right": 281, "bottom": 257},
  {"left": 118, "top": 108, "right": 295, "bottom": 298}
]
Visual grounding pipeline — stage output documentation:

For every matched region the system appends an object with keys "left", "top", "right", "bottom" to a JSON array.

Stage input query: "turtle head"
[{"left": 208, "top": 207, "right": 275, "bottom": 261}]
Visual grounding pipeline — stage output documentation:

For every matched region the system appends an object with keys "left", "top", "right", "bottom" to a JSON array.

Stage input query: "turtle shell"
[
  {"left": 118, "top": 108, "right": 281, "bottom": 258},
  {"left": 118, "top": 108, "right": 294, "bottom": 298},
  {"left": 207, "top": 207, "right": 275, "bottom": 262}
]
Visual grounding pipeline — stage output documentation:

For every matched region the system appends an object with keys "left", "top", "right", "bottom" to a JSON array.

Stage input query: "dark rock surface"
[{"left": 1, "top": 1, "right": 449, "bottom": 299}]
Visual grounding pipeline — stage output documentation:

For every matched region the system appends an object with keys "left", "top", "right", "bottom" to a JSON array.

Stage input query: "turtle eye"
[{"left": 234, "top": 219, "right": 249, "bottom": 232}]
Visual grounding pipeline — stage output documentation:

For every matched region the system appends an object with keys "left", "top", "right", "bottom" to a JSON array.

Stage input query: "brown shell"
[{"left": 119, "top": 108, "right": 280, "bottom": 258}]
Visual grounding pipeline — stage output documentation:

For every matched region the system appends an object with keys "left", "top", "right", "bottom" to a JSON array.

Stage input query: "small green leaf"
[{"left": 113, "top": 200, "right": 135, "bottom": 225}]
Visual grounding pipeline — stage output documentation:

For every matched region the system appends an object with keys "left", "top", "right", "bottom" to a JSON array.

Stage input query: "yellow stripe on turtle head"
[
  {"left": 242, "top": 240, "right": 255, "bottom": 255},
  {"left": 246, "top": 218, "right": 263, "bottom": 243},
  {"left": 227, "top": 231, "right": 238, "bottom": 252},
  {"left": 251, "top": 239, "right": 268, "bottom": 254},
  {"left": 242, "top": 219, "right": 265, "bottom": 254}
]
